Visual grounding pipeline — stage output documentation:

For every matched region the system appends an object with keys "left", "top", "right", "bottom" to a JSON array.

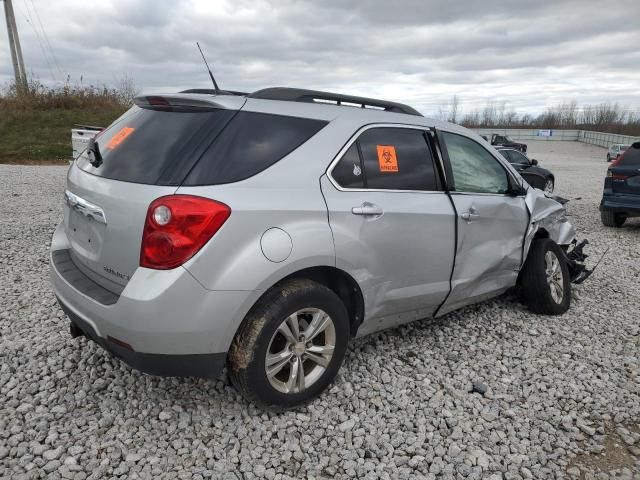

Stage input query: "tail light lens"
[
  {"left": 609, "top": 172, "right": 628, "bottom": 180},
  {"left": 140, "top": 195, "right": 230, "bottom": 270},
  {"left": 610, "top": 153, "right": 625, "bottom": 167}
]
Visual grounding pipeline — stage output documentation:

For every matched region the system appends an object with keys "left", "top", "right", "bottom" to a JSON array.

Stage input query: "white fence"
[
  {"left": 475, "top": 128, "right": 639, "bottom": 148},
  {"left": 579, "top": 131, "right": 639, "bottom": 148}
]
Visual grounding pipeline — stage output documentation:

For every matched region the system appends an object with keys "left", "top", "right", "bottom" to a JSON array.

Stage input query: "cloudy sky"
[{"left": 1, "top": 0, "right": 639, "bottom": 116}]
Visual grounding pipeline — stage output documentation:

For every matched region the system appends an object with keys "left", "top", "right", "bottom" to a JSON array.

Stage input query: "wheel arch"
[
  {"left": 533, "top": 227, "right": 550, "bottom": 239},
  {"left": 227, "top": 265, "right": 366, "bottom": 355},
  {"left": 269, "top": 266, "right": 365, "bottom": 337}
]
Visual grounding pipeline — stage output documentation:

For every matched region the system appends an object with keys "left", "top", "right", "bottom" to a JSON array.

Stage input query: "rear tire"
[
  {"left": 606, "top": 154, "right": 611, "bottom": 162},
  {"left": 228, "top": 278, "right": 350, "bottom": 409},
  {"left": 601, "top": 210, "right": 626, "bottom": 227},
  {"left": 520, "top": 239, "right": 571, "bottom": 315}
]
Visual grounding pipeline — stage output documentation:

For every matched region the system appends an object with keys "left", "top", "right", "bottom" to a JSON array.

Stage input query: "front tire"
[
  {"left": 607, "top": 154, "right": 611, "bottom": 162},
  {"left": 520, "top": 239, "right": 571, "bottom": 315},
  {"left": 228, "top": 278, "right": 350, "bottom": 409},
  {"left": 601, "top": 210, "right": 626, "bottom": 227}
]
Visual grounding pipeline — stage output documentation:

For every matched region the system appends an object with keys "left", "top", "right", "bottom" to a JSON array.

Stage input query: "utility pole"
[{"left": 3, "top": 0, "right": 28, "bottom": 91}]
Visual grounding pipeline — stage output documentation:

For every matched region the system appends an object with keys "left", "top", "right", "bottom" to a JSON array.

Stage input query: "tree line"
[
  {"left": 2, "top": 80, "right": 638, "bottom": 137},
  {"left": 441, "top": 96, "right": 640, "bottom": 136}
]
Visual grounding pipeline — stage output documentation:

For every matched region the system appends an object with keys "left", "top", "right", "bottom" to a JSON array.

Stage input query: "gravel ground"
[{"left": 1, "top": 140, "right": 639, "bottom": 480}]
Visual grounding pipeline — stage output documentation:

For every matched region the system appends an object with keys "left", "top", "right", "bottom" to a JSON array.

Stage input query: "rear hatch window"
[
  {"left": 619, "top": 145, "right": 640, "bottom": 166},
  {"left": 77, "top": 106, "right": 235, "bottom": 185}
]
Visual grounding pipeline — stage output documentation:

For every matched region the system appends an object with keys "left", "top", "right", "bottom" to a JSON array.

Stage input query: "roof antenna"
[{"left": 196, "top": 41, "right": 220, "bottom": 93}]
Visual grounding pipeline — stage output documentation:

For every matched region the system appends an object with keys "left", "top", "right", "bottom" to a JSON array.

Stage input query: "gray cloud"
[{"left": 1, "top": 0, "right": 639, "bottom": 115}]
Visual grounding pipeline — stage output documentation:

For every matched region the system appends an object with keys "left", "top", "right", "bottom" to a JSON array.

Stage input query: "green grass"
[
  {"left": 0, "top": 79, "right": 132, "bottom": 164},
  {"left": 0, "top": 107, "right": 126, "bottom": 163}
]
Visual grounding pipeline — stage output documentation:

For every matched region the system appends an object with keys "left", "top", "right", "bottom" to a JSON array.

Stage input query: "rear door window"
[
  {"left": 330, "top": 144, "right": 364, "bottom": 189},
  {"left": 76, "top": 106, "right": 235, "bottom": 185},
  {"left": 331, "top": 127, "right": 439, "bottom": 191},
  {"left": 184, "top": 112, "right": 328, "bottom": 185}
]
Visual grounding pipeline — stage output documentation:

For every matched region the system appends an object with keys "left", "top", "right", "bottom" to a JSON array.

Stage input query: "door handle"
[
  {"left": 460, "top": 207, "right": 480, "bottom": 222},
  {"left": 352, "top": 202, "right": 383, "bottom": 216}
]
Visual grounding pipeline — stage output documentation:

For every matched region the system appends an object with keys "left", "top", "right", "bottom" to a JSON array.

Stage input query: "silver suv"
[{"left": 50, "top": 88, "right": 589, "bottom": 408}]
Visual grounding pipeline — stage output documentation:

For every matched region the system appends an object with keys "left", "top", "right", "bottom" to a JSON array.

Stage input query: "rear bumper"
[
  {"left": 600, "top": 194, "right": 640, "bottom": 216},
  {"left": 58, "top": 297, "right": 225, "bottom": 379},
  {"left": 50, "top": 222, "right": 259, "bottom": 379}
]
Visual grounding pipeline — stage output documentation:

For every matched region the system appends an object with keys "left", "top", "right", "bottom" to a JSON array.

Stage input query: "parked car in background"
[
  {"left": 606, "top": 143, "right": 629, "bottom": 162},
  {"left": 497, "top": 147, "right": 555, "bottom": 194},
  {"left": 486, "top": 134, "right": 527, "bottom": 153},
  {"left": 50, "top": 87, "right": 589, "bottom": 408},
  {"left": 600, "top": 142, "right": 640, "bottom": 227}
]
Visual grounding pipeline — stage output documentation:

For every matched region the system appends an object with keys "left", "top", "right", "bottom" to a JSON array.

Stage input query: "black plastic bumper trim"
[
  {"left": 52, "top": 249, "right": 120, "bottom": 305},
  {"left": 599, "top": 201, "right": 640, "bottom": 215},
  {"left": 57, "top": 297, "right": 226, "bottom": 379}
]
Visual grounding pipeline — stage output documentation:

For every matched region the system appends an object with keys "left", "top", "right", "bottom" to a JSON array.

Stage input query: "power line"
[
  {"left": 28, "top": 0, "right": 62, "bottom": 77},
  {"left": 17, "top": 0, "right": 55, "bottom": 80}
]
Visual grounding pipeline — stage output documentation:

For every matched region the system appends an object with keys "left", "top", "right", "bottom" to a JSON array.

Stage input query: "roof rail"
[
  {"left": 249, "top": 87, "right": 423, "bottom": 116},
  {"left": 179, "top": 88, "right": 248, "bottom": 96}
]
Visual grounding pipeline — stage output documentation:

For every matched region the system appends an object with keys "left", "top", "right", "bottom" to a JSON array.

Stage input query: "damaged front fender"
[
  {"left": 523, "top": 188, "right": 595, "bottom": 283},
  {"left": 524, "top": 188, "right": 575, "bottom": 257}
]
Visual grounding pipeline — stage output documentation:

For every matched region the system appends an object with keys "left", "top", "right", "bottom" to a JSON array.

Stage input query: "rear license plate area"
[{"left": 68, "top": 209, "right": 100, "bottom": 253}]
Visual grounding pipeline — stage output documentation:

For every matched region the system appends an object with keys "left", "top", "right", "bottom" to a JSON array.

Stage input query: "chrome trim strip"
[
  {"left": 64, "top": 190, "right": 107, "bottom": 224},
  {"left": 448, "top": 191, "right": 526, "bottom": 198}
]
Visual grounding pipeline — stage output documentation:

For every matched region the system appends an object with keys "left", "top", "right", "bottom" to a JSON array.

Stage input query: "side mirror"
[{"left": 531, "top": 159, "right": 538, "bottom": 165}]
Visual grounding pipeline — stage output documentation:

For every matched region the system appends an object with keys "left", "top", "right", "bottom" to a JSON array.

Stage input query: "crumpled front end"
[
  {"left": 524, "top": 189, "right": 575, "bottom": 253},
  {"left": 523, "top": 188, "right": 594, "bottom": 283}
]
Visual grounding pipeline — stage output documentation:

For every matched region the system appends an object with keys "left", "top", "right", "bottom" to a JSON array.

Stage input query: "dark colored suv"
[{"left": 600, "top": 142, "right": 640, "bottom": 227}]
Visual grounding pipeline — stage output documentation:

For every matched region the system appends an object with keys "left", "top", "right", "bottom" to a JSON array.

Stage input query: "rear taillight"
[
  {"left": 140, "top": 195, "right": 230, "bottom": 270},
  {"left": 610, "top": 153, "right": 625, "bottom": 167},
  {"left": 607, "top": 170, "right": 628, "bottom": 180}
]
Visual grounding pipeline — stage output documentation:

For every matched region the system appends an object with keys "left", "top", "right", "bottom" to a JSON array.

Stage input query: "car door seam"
[{"left": 431, "top": 127, "right": 458, "bottom": 318}]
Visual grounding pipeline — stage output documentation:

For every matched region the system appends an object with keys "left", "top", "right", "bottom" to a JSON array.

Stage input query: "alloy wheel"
[
  {"left": 545, "top": 251, "right": 564, "bottom": 304},
  {"left": 265, "top": 308, "right": 336, "bottom": 394}
]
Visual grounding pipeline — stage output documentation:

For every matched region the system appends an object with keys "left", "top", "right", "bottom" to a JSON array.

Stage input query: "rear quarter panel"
[
  {"left": 176, "top": 117, "right": 354, "bottom": 293},
  {"left": 178, "top": 183, "right": 336, "bottom": 292}
]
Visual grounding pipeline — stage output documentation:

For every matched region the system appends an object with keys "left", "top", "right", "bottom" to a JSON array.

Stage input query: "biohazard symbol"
[{"left": 377, "top": 145, "right": 398, "bottom": 172}]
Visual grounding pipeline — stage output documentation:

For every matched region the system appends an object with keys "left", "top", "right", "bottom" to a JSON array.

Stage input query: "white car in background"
[
  {"left": 71, "top": 125, "right": 103, "bottom": 161},
  {"left": 606, "top": 144, "right": 629, "bottom": 162}
]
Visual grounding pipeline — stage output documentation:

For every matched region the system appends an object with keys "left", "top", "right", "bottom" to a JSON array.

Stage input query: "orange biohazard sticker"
[
  {"left": 105, "top": 127, "right": 135, "bottom": 149},
  {"left": 377, "top": 145, "right": 398, "bottom": 173}
]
